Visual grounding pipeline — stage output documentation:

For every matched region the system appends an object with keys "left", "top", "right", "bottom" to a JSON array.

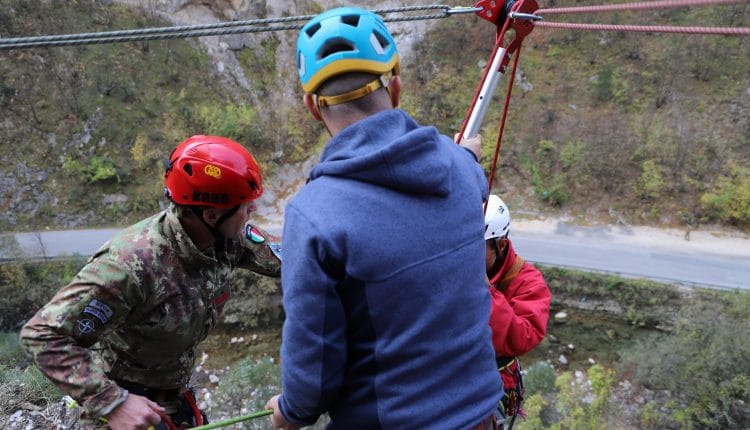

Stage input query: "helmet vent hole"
[
  {"left": 340, "top": 14, "right": 360, "bottom": 27},
  {"left": 372, "top": 30, "right": 390, "bottom": 52},
  {"left": 183, "top": 163, "right": 193, "bottom": 176},
  {"left": 305, "top": 23, "right": 321, "bottom": 38},
  {"left": 319, "top": 39, "right": 355, "bottom": 60}
]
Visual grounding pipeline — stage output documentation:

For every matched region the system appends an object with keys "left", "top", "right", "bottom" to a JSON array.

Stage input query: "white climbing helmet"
[{"left": 484, "top": 194, "right": 511, "bottom": 240}]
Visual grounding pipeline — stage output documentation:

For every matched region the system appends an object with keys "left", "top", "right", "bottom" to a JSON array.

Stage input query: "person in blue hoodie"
[{"left": 265, "top": 7, "right": 503, "bottom": 430}]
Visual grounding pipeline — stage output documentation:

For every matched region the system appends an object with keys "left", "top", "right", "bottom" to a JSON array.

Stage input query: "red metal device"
[{"left": 460, "top": 0, "right": 539, "bottom": 140}]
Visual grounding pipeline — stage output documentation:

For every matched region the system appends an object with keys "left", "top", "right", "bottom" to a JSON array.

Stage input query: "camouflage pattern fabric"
[{"left": 20, "top": 205, "right": 280, "bottom": 420}]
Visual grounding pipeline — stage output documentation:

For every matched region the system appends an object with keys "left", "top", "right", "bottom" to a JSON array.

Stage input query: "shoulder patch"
[
  {"left": 245, "top": 224, "right": 266, "bottom": 244},
  {"left": 76, "top": 319, "right": 95, "bottom": 335},
  {"left": 83, "top": 299, "right": 114, "bottom": 324},
  {"left": 268, "top": 242, "right": 282, "bottom": 262}
]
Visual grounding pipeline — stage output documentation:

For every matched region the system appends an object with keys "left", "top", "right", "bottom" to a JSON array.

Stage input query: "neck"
[
  {"left": 320, "top": 90, "right": 394, "bottom": 136},
  {"left": 180, "top": 215, "right": 216, "bottom": 252},
  {"left": 322, "top": 110, "right": 371, "bottom": 136},
  {"left": 489, "top": 257, "right": 502, "bottom": 279},
  {"left": 488, "top": 244, "right": 507, "bottom": 278}
]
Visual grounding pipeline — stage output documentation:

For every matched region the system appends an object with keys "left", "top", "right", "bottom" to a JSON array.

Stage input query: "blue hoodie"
[{"left": 279, "top": 109, "right": 502, "bottom": 429}]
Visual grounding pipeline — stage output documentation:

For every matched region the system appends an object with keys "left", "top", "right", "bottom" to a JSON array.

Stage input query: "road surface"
[
  {"left": 2, "top": 220, "right": 748, "bottom": 290},
  {"left": 510, "top": 220, "right": 749, "bottom": 290}
]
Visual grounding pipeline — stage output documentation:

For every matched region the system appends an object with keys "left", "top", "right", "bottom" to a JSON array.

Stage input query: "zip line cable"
[
  {"left": 534, "top": 0, "right": 750, "bottom": 35},
  {"left": 0, "top": 5, "right": 480, "bottom": 50},
  {"left": 1, "top": 1, "right": 747, "bottom": 49},
  {"left": 3, "top": 3, "right": 456, "bottom": 44},
  {"left": 535, "top": 0, "right": 748, "bottom": 15},
  {"left": 534, "top": 21, "right": 750, "bottom": 35}
]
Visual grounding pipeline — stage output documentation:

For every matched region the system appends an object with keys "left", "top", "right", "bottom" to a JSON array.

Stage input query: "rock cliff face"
[
  {"left": 96, "top": 0, "right": 440, "bottom": 226},
  {"left": 104, "top": 0, "right": 435, "bottom": 104},
  {"left": 107, "top": 0, "right": 279, "bottom": 101}
]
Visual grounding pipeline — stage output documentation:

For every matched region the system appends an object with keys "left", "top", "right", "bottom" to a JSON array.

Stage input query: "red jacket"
[{"left": 488, "top": 239, "right": 551, "bottom": 389}]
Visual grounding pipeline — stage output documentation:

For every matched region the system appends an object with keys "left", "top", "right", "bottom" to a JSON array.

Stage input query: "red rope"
[
  {"left": 534, "top": 21, "right": 750, "bottom": 35},
  {"left": 487, "top": 47, "right": 523, "bottom": 194},
  {"left": 535, "top": 0, "right": 749, "bottom": 15},
  {"left": 156, "top": 410, "right": 179, "bottom": 430},
  {"left": 456, "top": 19, "right": 514, "bottom": 147},
  {"left": 471, "top": 0, "right": 748, "bottom": 205}
]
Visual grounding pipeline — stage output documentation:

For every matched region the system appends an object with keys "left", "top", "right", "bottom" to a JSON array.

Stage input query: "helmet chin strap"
[
  {"left": 314, "top": 72, "right": 393, "bottom": 109},
  {"left": 192, "top": 205, "right": 241, "bottom": 258},
  {"left": 490, "top": 237, "right": 505, "bottom": 276},
  {"left": 312, "top": 72, "right": 396, "bottom": 135}
]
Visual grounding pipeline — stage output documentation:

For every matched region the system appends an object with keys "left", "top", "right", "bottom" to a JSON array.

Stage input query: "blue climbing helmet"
[{"left": 296, "top": 7, "right": 400, "bottom": 95}]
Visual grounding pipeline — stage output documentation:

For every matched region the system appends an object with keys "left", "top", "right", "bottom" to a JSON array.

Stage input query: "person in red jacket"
[{"left": 484, "top": 194, "right": 552, "bottom": 428}]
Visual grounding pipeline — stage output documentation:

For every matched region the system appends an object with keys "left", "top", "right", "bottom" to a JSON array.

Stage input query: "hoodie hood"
[{"left": 309, "top": 109, "right": 456, "bottom": 196}]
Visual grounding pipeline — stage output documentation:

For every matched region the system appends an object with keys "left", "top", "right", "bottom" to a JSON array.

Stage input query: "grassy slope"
[
  {"left": 0, "top": 0, "right": 748, "bottom": 231},
  {"left": 401, "top": 1, "right": 750, "bottom": 228},
  {"left": 0, "top": 0, "right": 317, "bottom": 230}
]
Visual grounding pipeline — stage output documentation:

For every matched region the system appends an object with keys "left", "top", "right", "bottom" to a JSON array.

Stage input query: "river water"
[{"left": 198, "top": 309, "right": 661, "bottom": 379}]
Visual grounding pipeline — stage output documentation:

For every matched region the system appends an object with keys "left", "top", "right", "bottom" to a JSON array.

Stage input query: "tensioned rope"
[
  {"left": 534, "top": 22, "right": 749, "bottom": 35},
  {"left": 0, "top": 5, "right": 481, "bottom": 50},
  {"left": 535, "top": 0, "right": 746, "bottom": 15},
  {"left": 535, "top": 0, "right": 750, "bottom": 35}
]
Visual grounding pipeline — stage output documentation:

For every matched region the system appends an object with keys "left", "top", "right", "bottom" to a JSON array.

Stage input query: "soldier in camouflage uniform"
[{"left": 20, "top": 135, "right": 281, "bottom": 430}]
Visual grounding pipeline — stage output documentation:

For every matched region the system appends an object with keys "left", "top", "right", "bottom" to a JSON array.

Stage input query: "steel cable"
[{"left": 0, "top": 5, "right": 457, "bottom": 50}]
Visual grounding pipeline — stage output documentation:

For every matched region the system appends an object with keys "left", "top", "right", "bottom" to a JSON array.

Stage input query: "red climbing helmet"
[{"left": 164, "top": 135, "right": 263, "bottom": 208}]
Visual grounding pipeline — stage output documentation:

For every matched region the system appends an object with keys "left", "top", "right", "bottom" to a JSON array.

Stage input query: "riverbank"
[{"left": 2, "top": 263, "right": 748, "bottom": 429}]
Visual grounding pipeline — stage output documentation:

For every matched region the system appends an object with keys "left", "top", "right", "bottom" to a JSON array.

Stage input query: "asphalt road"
[
  {"left": 3, "top": 221, "right": 748, "bottom": 290},
  {"left": 509, "top": 222, "right": 749, "bottom": 291}
]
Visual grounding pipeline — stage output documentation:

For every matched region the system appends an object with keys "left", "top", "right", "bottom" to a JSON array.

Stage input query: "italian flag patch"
[{"left": 245, "top": 224, "right": 266, "bottom": 243}]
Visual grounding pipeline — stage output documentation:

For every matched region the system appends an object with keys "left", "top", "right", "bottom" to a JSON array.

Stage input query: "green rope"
[{"left": 190, "top": 409, "right": 273, "bottom": 430}]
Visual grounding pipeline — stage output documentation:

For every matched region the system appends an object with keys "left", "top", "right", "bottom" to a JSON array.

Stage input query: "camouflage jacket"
[{"left": 20, "top": 206, "right": 280, "bottom": 419}]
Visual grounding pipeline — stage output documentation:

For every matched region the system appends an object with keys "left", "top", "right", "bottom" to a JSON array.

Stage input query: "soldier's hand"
[
  {"left": 265, "top": 394, "right": 299, "bottom": 430},
  {"left": 106, "top": 393, "right": 164, "bottom": 430},
  {"left": 455, "top": 133, "right": 482, "bottom": 161}
]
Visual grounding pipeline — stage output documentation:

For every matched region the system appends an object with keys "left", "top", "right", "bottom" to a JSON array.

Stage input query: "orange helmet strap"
[{"left": 315, "top": 72, "right": 392, "bottom": 108}]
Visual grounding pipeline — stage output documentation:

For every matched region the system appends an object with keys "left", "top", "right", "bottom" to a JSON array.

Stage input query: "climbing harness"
[{"left": 496, "top": 357, "right": 526, "bottom": 430}]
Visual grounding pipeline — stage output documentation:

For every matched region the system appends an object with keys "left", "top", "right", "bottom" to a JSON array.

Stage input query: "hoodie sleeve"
[
  {"left": 439, "top": 133, "right": 488, "bottom": 201},
  {"left": 488, "top": 263, "right": 551, "bottom": 357},
  {"left": 453, "top": 135, "right": 489, "bottom": 201},
  {"left": 277, "top": 204, "right": 348, "bottom": 427}
]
